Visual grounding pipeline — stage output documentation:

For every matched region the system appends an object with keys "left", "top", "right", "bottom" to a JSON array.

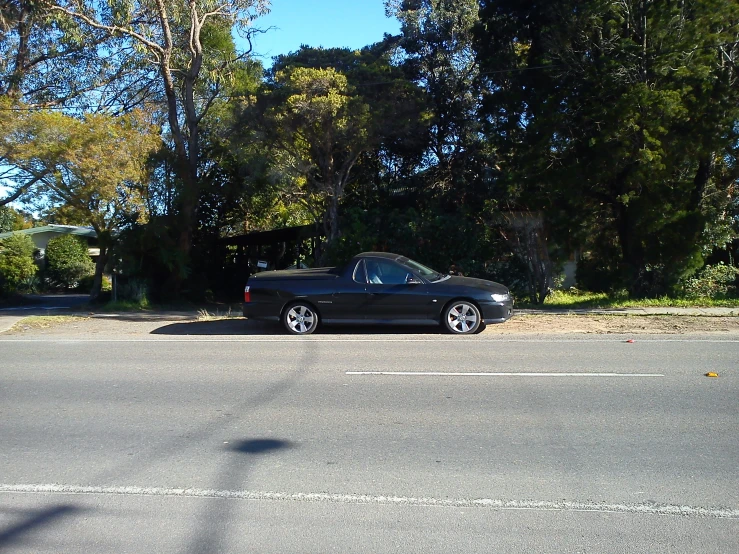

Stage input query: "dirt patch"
[
  {"left": 2, "top": 312, "right": 738, "bottom": 336},
  {"left": 492, "top": 314, "right": 739, "bottom": 334}
]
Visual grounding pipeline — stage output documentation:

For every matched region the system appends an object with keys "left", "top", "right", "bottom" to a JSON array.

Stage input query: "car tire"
[
  {"left": 443, "top": 301, "right": 482, "bottom": 334},
  {"left": 282, "top": 302, "right": 318, "bottom": 335}
]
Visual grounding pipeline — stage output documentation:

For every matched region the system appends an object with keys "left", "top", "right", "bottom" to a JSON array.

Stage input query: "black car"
[{"left": 243, "top": 252, "right": 513, "bottom": 335}]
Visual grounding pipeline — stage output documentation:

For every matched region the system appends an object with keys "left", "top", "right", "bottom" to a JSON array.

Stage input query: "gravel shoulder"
[{"left": 1, "top": 311, "right": 738, "bottom": 337}]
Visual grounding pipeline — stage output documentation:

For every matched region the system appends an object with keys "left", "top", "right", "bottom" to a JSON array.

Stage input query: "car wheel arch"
[
  {"left": 281, "top": 298, "right": 321, "bottom": 320},
  {"left": 281, "top": 299, "right": 321, "bottom": 335},
  {"left": 439, "top": 297, "right": 482, "bottom": 323},
  {"left": 440, "top": 297, "right": 485, "bottom": 335}
]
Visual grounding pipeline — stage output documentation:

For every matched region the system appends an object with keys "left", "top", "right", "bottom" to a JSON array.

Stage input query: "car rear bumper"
[
  {"left": 243, "top": 302, "right": 279, "bottom": 321},
  {"left": 480, "top": 300, "right": 514, "bottom": 324}
]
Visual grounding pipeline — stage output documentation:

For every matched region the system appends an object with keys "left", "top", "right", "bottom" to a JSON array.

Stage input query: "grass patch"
[
  {"left": 10, "top": 315, "right": 87, "bottom": 332},
  {"left": 518, "top": 290, "right": 739, "bottom": 309}
]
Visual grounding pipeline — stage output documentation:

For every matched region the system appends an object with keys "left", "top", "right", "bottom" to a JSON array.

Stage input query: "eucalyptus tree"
[
  {"left": 50, "top": 0, "right": 270, "bottom": 274},
  {"left": 0, "top": 1, "right": 133, "bottom": 206},
  {"left": 0, "top": 0, "right": 116, "bottom": 103},
  {"left": 476, "top": 0, "right": 739, "bottom": 295}
]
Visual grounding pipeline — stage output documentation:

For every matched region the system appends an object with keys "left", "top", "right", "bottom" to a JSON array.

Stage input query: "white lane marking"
[
  {"left": 0, "top": 484, "right": 736, "bottom": 519},
  {"left": 0, "top": 338, "right": 737, "bottom": 343},
  {"left": 346, "top": 371, "right": 665, "bottom": 377}
]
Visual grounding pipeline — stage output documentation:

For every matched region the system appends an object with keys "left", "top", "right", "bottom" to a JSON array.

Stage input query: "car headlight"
[{"left": 491, "top": 293, "right": 510, "bottom": 302}]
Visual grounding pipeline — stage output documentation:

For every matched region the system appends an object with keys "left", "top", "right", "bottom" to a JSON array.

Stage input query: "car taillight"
[{"left": 244, "top": 285, "right": 251, "bottom": 303}]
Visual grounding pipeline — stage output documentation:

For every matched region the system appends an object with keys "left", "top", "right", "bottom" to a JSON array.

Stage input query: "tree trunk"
[
  {"left": 613, "top": 202, "right": 644, "bottom": 295},
  {"left": 7, "top": 1, "right": 31, "bottom": 97},
  {"left": 690, "top": 155, "right": 713, "bottom": 210},
  {"left": 327, "top": 194, "right": 340, "bottom": 244}
]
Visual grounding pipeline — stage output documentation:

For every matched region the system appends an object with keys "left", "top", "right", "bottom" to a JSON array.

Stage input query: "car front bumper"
[{"left": 480, "top": 299, "right": 514, "bottom": 324}]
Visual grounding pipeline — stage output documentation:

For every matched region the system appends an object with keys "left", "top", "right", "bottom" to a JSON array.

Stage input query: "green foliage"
[
  {"left": 44, "top": 235, "right": 94, "bottom": 289},
  {"left": 680, "top": 263, "right": 739, "bottom": 298},
  {"left": 115, "top": 278, "right": 149, "bottom": 304},
  {"left": 0, "top": 233, "right": 38, "bottom": 295},
  {"left": 0, "top": 206, "right": 27, "bottom": 233},
  {"left": 6, "top": 0, "right": 739, "bottom": 304},
  {"left": 103, "top": 298, "right": 151, "bottom": 312},
  {"left": 476, "top": 0, "right": 739, "bottom": 296},
  {"left": 262, "top": 65, "right": 373, "bottom": 244},
  {"left": 387, "top": 0, "right": 484, "bottom": 189},
  {"left": 77, "top": 273, "right": 111, "bottom": 294},
  {"left": 2, "top": 108, "right": 159, "bottom": 231},
  {"left": 0, "top": 210, "right": 13, "bottom": 235},
  {"left": 532, "top": 289, "right": 739, "bottom": 309}
]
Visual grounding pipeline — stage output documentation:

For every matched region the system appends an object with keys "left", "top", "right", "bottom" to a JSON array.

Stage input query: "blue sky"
[{"left": 245, "top": 0, "right": 401, "bottom": 63}]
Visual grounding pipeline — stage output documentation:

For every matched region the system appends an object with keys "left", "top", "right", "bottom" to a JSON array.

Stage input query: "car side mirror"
[{"left": 406, "top": 274, "right": 422, "bottom": 285}]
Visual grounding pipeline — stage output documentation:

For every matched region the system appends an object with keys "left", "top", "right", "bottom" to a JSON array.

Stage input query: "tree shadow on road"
[
  {"left": 185, "top": 437, "right": 295, "bottom": 554},
  {"left": 0, "top": 504, "right": 84, "bottom": 548}
]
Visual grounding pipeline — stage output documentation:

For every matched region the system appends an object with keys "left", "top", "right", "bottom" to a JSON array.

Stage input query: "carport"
[{"left": 221, "top": 224, "right": 323, "bottom": 273}]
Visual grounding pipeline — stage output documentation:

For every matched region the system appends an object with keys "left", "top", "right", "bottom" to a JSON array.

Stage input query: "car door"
[
  {"left": 317, "top": 259, "right": 369, "bottom": 321},
  {"left": 363, "top": 258, "right": 432, "bottom": 321}
]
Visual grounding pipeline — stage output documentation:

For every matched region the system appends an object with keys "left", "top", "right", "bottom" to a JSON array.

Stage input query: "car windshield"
[{"left": 399, "top": 257, "right": 447, "bottom": 282}]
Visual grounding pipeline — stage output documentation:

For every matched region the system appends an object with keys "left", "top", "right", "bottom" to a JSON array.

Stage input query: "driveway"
[{"left": 0, "top": 294, "right": 90, "bottom": 333}]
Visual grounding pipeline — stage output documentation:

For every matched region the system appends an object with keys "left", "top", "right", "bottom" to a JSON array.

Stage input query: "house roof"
[{"left": 0, "top": 224, "right": 97, "bottom": 240}]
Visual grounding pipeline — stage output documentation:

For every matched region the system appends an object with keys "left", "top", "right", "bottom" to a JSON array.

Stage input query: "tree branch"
[
  {"left": 50, "top": 6, "right": 165, "bottom": 55},
  {"left": 0, "top": 173, "right": 45, "bottom": 206}
]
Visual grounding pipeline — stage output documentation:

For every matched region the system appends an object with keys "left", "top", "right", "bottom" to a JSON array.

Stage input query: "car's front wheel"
[
  {"left": 443, "top": 301, "right": 482, "bottom": 334},
  {"left": 283, "top": 302, "right": 318, "bottom": 335}
]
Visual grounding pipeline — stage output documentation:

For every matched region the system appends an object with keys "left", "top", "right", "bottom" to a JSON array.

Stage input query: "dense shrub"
[
  {"left": 45, "top": 234, "right": 95, "bottom": 290},
  {"left": 681, "top": 263, "right": 739, "bottom": 298},
  {"left": 0, "top": 233, "right": 38, "bottom": 295}
]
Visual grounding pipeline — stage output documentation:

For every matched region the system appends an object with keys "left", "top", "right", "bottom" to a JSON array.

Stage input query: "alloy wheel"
[
  {"left": 445, "top": 302, "right": 480, "bottom": 334},
  {"left": 285, "top": 304, "right": 317, "bottom": 334}
]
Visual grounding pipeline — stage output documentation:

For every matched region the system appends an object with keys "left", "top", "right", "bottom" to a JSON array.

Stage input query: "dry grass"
[
  {"left": 10, "top": 315, "right": 88, "bottom": 333},
  {"left": 196, "top": 307, "right": 236, "bottom": 321}
]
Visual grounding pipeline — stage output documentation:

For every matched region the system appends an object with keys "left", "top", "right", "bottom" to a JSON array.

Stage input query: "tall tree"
[
  {"left": 386, "top": 0, "right": 486, "bottom": 197},
  {"left": 260, "top": 66, "right": 372, "bottom": 246},
  {"left": 51, "top": 0, "right": 270, "bottom": 279},
  {"left": 476, "top": 0, "right": 739, "bottom": 295},
  {"left": 0, "top": 1, "right": 131, "bottom": 205}
]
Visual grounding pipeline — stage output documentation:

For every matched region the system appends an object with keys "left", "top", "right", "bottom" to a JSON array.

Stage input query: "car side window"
[
  {"left": 366, "top": 259, "right": 409, "bottom": 285},
  {"left": 353, "top": 259, "right": 368, "bottom": 284}
]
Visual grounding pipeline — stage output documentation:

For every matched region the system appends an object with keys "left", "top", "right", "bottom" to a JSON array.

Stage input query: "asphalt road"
[{"left": 1, "top": 333, "right": 737, "bottom": 553}]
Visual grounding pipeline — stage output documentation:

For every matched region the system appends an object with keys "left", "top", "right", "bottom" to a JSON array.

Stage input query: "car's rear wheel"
[
  {"left": 283, "top": 302, "right": 318, "bottom": 335},
  {"left": 443, "top": 301, "right": 482, "bottom": 334}
]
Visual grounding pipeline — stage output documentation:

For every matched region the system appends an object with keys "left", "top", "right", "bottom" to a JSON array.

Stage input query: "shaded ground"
[{"left": 2, "top": 312, "right": 738, "bottom": 336}]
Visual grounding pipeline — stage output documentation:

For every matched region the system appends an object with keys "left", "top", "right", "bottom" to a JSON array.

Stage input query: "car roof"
[{"left": 356, "top": 252, "right": 404, "bottom": 261}]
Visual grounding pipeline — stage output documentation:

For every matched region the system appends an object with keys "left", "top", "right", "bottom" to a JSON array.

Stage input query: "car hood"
[{"left": 441, "top": 275, "right": 509, "bottom": 294}]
